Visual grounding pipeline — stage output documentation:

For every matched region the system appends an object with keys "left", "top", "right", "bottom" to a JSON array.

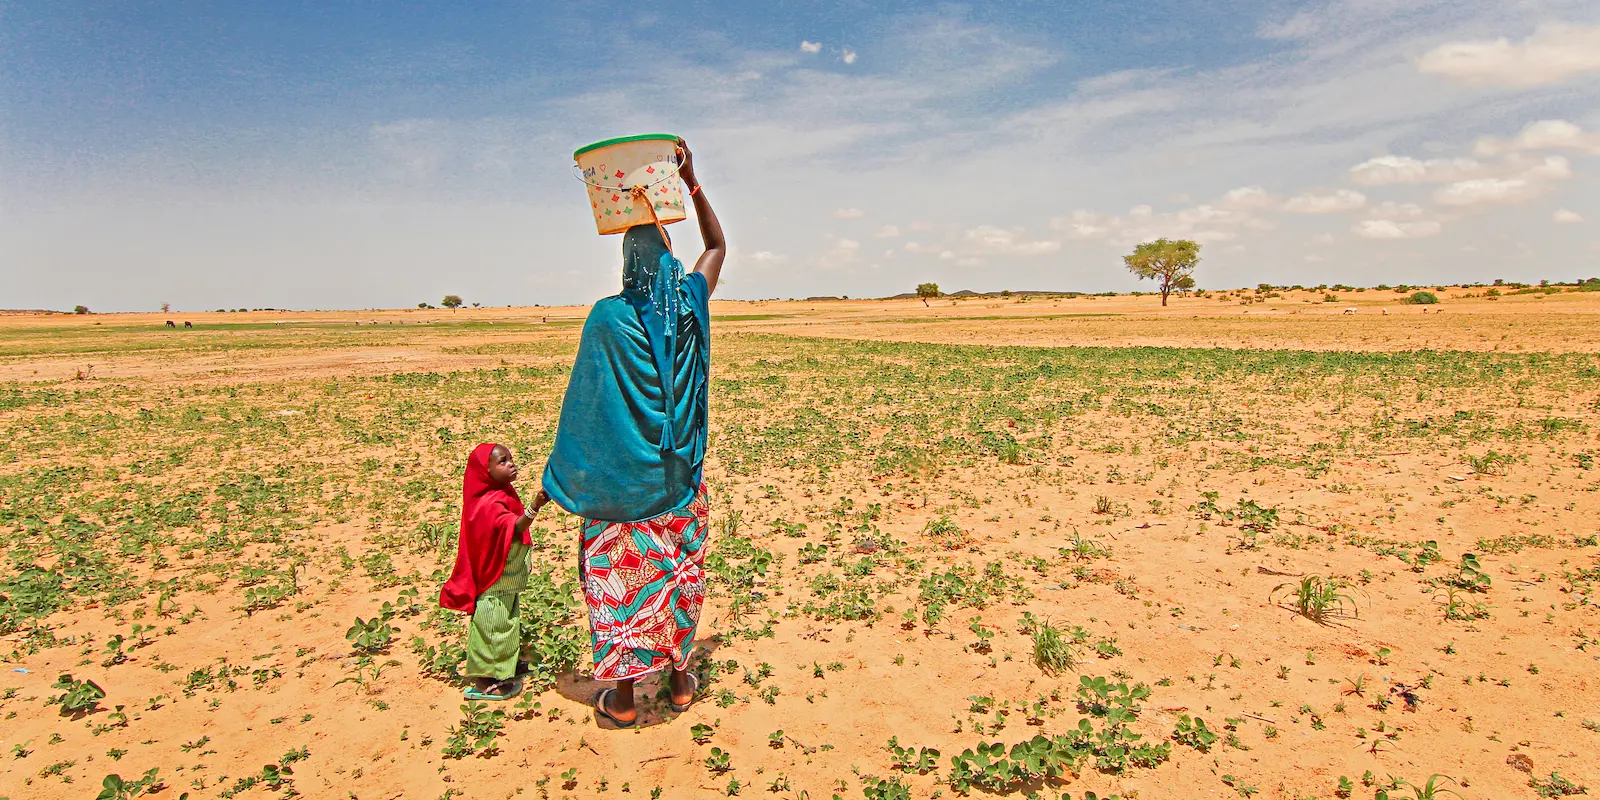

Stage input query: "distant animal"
[
  {"left": 183, "top": 321, "right": 192, "bottom": 328},
  {"left": 165, "top": 320, "right": 176, "bottom": 328},
  {"left": 1342, "top": 307, "right": 1357, "bottom": 315},
  {"left": 1381, "top": 308, "right": 1389, "bottom": 315}
]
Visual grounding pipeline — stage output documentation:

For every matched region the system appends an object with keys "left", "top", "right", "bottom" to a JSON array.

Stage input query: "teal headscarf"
[{"left": 542, "top": 224, "right": 711, "bottom": 522}]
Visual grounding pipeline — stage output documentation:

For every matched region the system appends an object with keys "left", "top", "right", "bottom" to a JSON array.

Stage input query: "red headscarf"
[{"left": 439, "top": 443, "right": 528, "bottom": 613}]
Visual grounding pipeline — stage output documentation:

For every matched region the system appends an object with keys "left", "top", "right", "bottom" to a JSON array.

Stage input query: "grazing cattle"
[
  {"left": 165, "top": 320, "right": 176, "bottom": 328},
  {"left": 1342, "top": 307, "right": 1358, "bottom": 315},
  {"left": 183, "top": 321, "right": 193, "bottom": 328}
]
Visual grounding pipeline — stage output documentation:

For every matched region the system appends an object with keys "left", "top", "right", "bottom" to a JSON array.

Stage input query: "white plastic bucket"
[{"left": 573, "top": 133, "right": 688, "bottom": 236}]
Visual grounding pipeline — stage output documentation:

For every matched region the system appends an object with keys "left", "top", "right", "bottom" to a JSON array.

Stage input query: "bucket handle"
[{"left": 571, "top": 157, "right": 684, "bottom": 192}]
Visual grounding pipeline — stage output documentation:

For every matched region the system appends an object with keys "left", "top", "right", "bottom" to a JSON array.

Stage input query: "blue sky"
[{"left": 3, "top": 1, "right": 1598, "bottom": 311}]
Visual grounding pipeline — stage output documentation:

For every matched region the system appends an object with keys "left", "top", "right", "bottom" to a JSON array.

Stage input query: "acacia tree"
[
  {"left": 916, "top": 282, "right": 941, "bottom": 307},
  {"left": 442, "top": 295, "right": 463, "bottom": 310},
  {"left": 1123, "top": 238, "right": 1200, "bottom": 306}
]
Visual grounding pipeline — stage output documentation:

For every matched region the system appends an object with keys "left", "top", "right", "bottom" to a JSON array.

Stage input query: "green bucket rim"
[{"left": 573, "top": 133, "right": 680, "bottom": 160}]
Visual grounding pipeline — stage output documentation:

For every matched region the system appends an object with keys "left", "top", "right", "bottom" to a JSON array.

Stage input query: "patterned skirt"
[{"left": 580, "top": 485, "right": 709, "bottom": 682}]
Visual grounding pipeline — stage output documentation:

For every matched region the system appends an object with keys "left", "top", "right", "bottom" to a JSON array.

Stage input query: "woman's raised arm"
[{"left": 676, "top": 139, "right": 726, "bottom": 296}]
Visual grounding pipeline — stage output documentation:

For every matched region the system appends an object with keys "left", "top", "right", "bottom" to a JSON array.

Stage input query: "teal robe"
[{"left": 542, "top": 225, "right": 710, "bottom": 522}]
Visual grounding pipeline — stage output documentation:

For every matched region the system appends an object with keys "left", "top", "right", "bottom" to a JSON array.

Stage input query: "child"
[{"left": 439, "top": 442, "right": 550, "bottom": 700}]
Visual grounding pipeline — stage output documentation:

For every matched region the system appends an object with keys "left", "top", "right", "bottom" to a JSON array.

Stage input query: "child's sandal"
[{"left": 463, "top": 678, "right": 522, "bottom": 701}]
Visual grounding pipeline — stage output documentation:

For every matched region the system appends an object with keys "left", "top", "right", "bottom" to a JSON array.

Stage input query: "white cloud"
[
  {"left": 1312, "top": 233, "right": 1336, "bottom": 245},
  {"left": 1417, "top": 24, "right": 1600, "bottom": 87},
  {"left": 1050, "top": 184, "right": 1283, "bottom": 247},
  {"left": 1368, "top": 201, "right": 1427, "bottom": 220},
  {"left": 1051, "top": 200, "right": 1270, "bottom": 246},
  {"left": 842, "top": 48, "right": 858, "bottom": 65},
  {"left": 800, "top": 40, "right": 823, "bottom": 54},
  {"left": 903, "top": 241, "right": 939, "bottom": 254},
  {"left": 875, "top": 225, "right": 901, "bottom": 238},
  {"left": 960, "top": 225, "right": 1061, "bottom": 256},
  {"left": 1554, "top": 208, "right": 1584, "bottom": 224},
  {"left": 1518, "top": 155, "right": 1572, "bottom": 181},
  {"left": 830, "top": 208, "right": 866, "bottom": 219},
  {"left": 1426, "top": 155, "right": 1570, "bottom": 206},
  {"left": 1475, "top": 120, "right": 1600, "bottom": 157},
  {"left": 1258, "top": 11, "right": 1318, "bottom": 41},
  {"left": 1219, "top": 186, "right": 1278, "bottom": 210},
  {"left": 1348, "top": 155, "right": 1483, "bottom": 186},
  {"left": 1284, "top": 189, "right": 1367, "bottom": 214},
  {"left": 1054, "top": 210, "right": 1113, "bottom": 240},
  {"left": 751, "top": 250, "right": 785, "bottom": 263},
  {"left": 816, "top": 236, "right": 860, "bottom": 269},
  {"left": 1354, "top": 219, "right": 1443, "bottom": 240},
  {"left": 908, "top": 220, "right": 936, "bottom": 232},
  {"left": 1433, "top": 178, "right": 1541, "bottom": 207}
]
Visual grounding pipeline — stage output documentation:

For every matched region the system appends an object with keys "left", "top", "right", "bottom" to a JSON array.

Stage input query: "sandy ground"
[{"left": 1, "top": 291, "right": 1597, "bottom": 800}]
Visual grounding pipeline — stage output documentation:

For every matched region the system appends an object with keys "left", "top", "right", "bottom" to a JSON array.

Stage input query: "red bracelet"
[{"left": 689, "top": 183, "right": 702, "bottom": 197}]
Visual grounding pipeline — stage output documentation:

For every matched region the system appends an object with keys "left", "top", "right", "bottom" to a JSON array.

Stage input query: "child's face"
[{"left": 487, "top": 445, "right": 519, "bottom": 486}]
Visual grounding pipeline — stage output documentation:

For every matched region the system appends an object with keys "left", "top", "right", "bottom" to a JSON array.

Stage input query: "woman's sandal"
[
  {"left": 463, "top": 677, "right": 523, "bottom": 702},
  {"left": 668, "top": 673, "right": 700, "bottom": 713},
  {"left": 592, "top": 687, "right": 637, "bottom": 728}
]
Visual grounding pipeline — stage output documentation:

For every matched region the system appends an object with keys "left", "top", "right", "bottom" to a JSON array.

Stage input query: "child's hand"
[{"left": 532, "top": 489, "right": 550, "bottom": 512}]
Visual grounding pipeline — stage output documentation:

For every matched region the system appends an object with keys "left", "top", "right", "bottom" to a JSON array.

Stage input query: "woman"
[{"left": 542, "top": 138, "right": 725, "bottom": 728}]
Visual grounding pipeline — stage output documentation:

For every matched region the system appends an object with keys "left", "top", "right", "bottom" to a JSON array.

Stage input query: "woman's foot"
[
  {"left": 668, "top": 669, "right": 697, "bottom": 711},
  {"left": 593, "top": 686, "right": 637, "bottom": 727}
]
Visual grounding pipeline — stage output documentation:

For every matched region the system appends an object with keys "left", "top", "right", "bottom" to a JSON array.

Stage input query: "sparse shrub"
[
  {"left": 1270, "top": 576, "right": 1356, "bottom": 623},
  {"left": 923, "top": 515, "right": 972, "bottom": 550},
  {"left": 1465, "top": 450, "right": 1513, "bottom": 476},
  {"left": 1033, "top": 619, "right": 1077, "bottom": 674},
  {"left": 1403, "top": 291, "right": 1439, "bottom": 305}
]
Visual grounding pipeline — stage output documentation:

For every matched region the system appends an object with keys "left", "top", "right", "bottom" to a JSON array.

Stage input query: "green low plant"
[
  {"left": 1270, "top": 575, "right": 1356, "bottom": 623},
  {"left": 862, "top": 776, "right": 912, "bottom": 800},
  {"left": 1465, "top": 450, "right": 1513, "bottom": 476},
  {"left": 441, "top": 700, "right": 506, "bottom": 759},
  {"left": 1172, "top": 715, "right": 1218, "bottom": 751},
  {"left": 1033, "top": 619, "right": 1077, "bottom": 674},
  {"left": 887, "top": 737, "right": 939, "bottom": 773},
  {"left": 704, "top": 746, "right": 732, "bottom": 773},
  {"left": 1529, "top": 772, "right": 1587, "bottom": 798},
  {"left": 96, "top": 768, "right": 166, "bottom": 800},
  {"left": 1379, "top": 774, "right": 1461, "bottom": 800},
  {"left": 50, "top": 673, "right": 106, "bottom": 715},
  {"left": 345, "top": 615, "right": 394, "bottom": 653},
  {"left": 1454, "top": 553, "right": 1491, "bottom": 590}
]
